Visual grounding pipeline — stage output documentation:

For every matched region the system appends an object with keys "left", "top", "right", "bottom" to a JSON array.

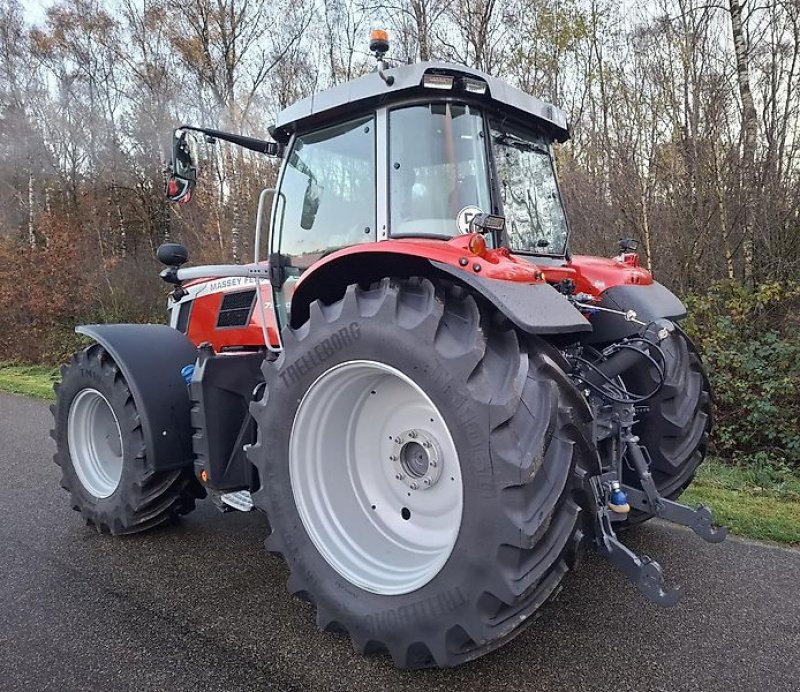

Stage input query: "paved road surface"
[{"left": 1, "top": 392, "right": 798, "bottom": 691}]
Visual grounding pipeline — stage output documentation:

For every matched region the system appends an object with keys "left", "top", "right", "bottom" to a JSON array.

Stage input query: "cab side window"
[{"left": 276, "top": 116, "right": 376, "bottom": 270}]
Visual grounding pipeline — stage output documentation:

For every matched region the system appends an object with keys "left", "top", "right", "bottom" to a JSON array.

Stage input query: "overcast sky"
[{"left": 23, "top": 0, "right": 53, "bottom": 26}]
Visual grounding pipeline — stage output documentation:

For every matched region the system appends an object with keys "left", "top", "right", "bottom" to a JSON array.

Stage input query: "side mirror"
[
  {"left": 166, "top": 129, "right": 199, "bottom": 204},
  {"left": 300, "top": 178, "right": 321, "bottom": 230}
]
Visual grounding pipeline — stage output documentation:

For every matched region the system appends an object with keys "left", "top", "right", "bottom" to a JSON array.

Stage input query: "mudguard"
[
  {"left": 587, "top": 282, "right": 687, "bottom": 344},
  {"left": 289, "top": 243, "right": 591, "bottom": 336},
  {"left": 431, "top": 261, "right": 591, "bottom": 335},
  {"left": 76, "top": 324, "right": 198, "bottom": 471}
]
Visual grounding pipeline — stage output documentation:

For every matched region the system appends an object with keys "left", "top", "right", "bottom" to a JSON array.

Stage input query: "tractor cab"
[
  {"left": 268, "top": 57, "right": 571, "bottom": 262},
  {"left": 163, "top": 47, "right": 585, "bottom": 347},
  {"left": 260, "top": 49, "right": 576, "bottom": 330}
]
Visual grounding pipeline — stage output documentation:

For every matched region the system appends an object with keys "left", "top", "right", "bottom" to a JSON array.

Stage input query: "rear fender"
[
  {"left": 76, "top": 324, "right": 198, "bottom": 471},
  {"left": 290, "top": 248, "right": 590, "bottom": 336},
  {"left": 430, "top": 261, "right": 591, "bottom": 335},
  {"left": 586, "top": 282, "right": 687, "bottom": 344}
]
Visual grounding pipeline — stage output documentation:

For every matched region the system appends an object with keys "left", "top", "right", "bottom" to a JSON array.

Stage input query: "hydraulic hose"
[{"left": 579, "top": 319, "right": 674, "bottom": 390}]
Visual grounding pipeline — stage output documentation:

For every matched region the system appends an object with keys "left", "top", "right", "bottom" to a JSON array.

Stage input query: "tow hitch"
[
  {"left": 568, "top": 316, "right": 727, "bottom": 606},
  {"left": 621, "top": 427, "right": 727, "bottom": 544},
  {"left": 589, "top": 473, "right": 680, "bottom": 607},
  {"left": 588, "top": 407, "right": 727, "bottom": 606}
]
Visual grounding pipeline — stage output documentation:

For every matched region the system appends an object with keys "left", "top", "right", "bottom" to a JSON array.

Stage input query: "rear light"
[
  {"left": 467, "top": 233, "right": 487, "bottom": 257},
  {"left": 615, "top": 252, "right": 640, "bottom": 267}
]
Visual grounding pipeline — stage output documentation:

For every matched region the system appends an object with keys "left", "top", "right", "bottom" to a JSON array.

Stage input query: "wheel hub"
[
  {"left": 67, "top": 388, "right": 124, "bottom": 499},
  {"left": 289, "top": 359, "right": 464, "bottom": 595},
  {"left": 391, "top": 429, "right": 442, "bottom": 490}
]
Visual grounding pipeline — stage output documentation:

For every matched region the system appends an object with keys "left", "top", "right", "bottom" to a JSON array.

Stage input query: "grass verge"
[
  {"left": 0, "top": 362, "right": 797, "bottom": 545},
  {"left": 0, "top": 362, "right": 58, "bottom": 400},
  {"left": 682, "top": 458, "right": 800, "bottom": 545}
]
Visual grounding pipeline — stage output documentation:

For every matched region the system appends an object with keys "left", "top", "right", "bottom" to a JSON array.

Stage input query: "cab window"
[
  {"left": 275, "top": 116, "right": 376, "bottom": 269},
  {"left": 389, "top": 103, "right": 491, "bottom": 237}
]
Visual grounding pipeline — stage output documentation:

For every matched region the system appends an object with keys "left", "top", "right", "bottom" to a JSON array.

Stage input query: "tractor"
[{"left": 51, "top": 31, "right": 726, "bottom": 669}]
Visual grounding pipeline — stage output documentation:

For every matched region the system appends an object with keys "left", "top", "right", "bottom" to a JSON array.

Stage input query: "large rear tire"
[
  {"left": 620, "top": 329, "right": 712, "bottom": 522},
  {"left": 52, "top": 343, "right": 204, "bottom": 534},
  {"left": 248, "top": 278, "right": 593, "bottom": 668}
]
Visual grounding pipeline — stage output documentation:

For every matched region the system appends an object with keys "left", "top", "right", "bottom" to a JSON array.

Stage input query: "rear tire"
[
  {"left": 248, "top": 278, "right": 593, "bottom": 668},
  {"left": 620, "top": 329, "right": 712, "bottom": 523},
  {"left": 51, "top": 343, "right": 204, "bottom": 534}
]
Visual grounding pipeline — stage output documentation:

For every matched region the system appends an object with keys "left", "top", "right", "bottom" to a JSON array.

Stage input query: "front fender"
[{"left": 76, "top": 324, "right": 198, "bottom": 471}]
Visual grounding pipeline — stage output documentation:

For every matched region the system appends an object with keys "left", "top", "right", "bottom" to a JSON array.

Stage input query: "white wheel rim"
[
  {"left": 289, "top": 360, "right": 464, "bottom": 595},
  {"left": 67, "top": 388, "right": 124, "bottom": 498}
]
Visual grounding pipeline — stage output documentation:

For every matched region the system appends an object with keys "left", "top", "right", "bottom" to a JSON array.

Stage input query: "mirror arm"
[
  {"left": 160, "top": 266, "right": 181, "bottom": 285},
  {"left": 178, "top": 124, "right": 284, "bottom": 157}
]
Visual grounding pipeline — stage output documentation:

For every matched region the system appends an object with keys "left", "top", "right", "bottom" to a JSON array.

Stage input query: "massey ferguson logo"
[{"left": 205, "top": 277, "right": 258, "bottom": 293}]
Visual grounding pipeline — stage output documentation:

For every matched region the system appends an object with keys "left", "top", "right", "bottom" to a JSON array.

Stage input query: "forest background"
[{"left": 0, "top": 0, "right": 798, "bottom": 479}]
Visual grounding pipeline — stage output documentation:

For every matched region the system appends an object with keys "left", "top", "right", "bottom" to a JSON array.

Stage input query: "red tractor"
[{"left": 52, "top": 33, "right": 725, "bottom": 668}]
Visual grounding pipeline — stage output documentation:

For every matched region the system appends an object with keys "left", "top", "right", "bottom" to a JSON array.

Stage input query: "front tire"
[
  {"left": 248, "top": 278, "right": 593, "bottom": 668},
  {"left": 52, "top": 343, "right": 204, "bottom": 534}
]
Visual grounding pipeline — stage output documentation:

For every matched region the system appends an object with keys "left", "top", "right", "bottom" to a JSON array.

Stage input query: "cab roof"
[{"left": 271, "top": 62, "right": 570, "bottom": 144}]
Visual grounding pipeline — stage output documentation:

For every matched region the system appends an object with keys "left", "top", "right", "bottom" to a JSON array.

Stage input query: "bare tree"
[
  {"left": 167, "top": 0, "right": 311, "bottom": 262},
  {"left": 728, "top": 0, "right": 758, "bottom": 281},
  {"left": 439, "top": 0, "right": 506, "bottom": 72}
]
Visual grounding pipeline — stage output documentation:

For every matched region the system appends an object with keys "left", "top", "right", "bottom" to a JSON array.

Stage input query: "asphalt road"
[{"left": 1, "top": 391, "right": 798, "bottom": 692}]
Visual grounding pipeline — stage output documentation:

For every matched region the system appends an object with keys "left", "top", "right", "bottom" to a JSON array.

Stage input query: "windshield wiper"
[{"left": 493, "top": 132, "right": 549, "bottom": 155}]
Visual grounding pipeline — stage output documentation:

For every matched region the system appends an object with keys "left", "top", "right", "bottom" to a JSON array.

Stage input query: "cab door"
[{"left": 270, "top": 115, "right": 377, "bottom": 329}]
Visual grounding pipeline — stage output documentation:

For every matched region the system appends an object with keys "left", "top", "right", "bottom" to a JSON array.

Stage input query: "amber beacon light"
[{"left": 369, "top": 29, "right": 390, "bottom": 55}]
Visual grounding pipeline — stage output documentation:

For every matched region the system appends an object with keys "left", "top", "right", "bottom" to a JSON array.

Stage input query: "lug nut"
[
  {"left": 410, "top": 482, "right": 418, "bottom": 490},
  {"left": 394, "top": 437, "right": 401, "bottom": 444},
  {"left": 430, "top": 460, "right": 437, "bottom": 467},
  {"left": 395, "top": 473, "right": 404, "bottom": 480},
  {"left": 423, "top": 478, "right": 432, "bottom": 486},
  {"left": 422, "top": 441, "right": 431, "bottom": 448},
  {"left": 408, "top": 430, "right": 417, "bottom": 438},
  {"left": 389, "top": 455, "right": 397, "bottom": 462}
]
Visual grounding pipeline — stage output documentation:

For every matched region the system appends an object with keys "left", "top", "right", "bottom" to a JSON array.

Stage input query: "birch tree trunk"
[
  {"left": 227, "top": 147, "right": 242, "bottom": 264},
  {"left": 729, "top": 0, "right": 758, "bottom": 282},
  {"left": 111, "top": 179, "right": 126, "bottom": 257},
  {"left": 640, "top": 181, "right": 653, "bottom": 273},
  {"left": 712, "top": 139, "right": 736, "bottom": 279},
  {"left": 27, "top": 171, "right": 35, "bottom": 248}
]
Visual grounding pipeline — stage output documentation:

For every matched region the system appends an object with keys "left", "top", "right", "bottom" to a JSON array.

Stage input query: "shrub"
[
  {"left": 0, "top": 215, "right": 166, "bottom": 364},
  {"left": 0, "top": 216, "right": 96, "bottom": 363},
  {"left": 683, "top": 281, "right": 800, "bottom": 471}
]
